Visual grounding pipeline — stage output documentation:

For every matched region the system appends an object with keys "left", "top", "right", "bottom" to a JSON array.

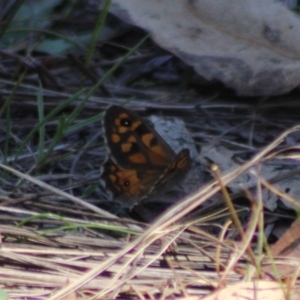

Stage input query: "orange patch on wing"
[
  {"left": 142, "top": 133, "right": 154, "bottom": 147},
  {"left": 109, "top": 174, "right": 116, "bottom": 183},
  {"left": 175, "top": 150, "right": 190, "bottom": 169},
  {"left": 119, "top": 113, "right": 129, "bottom": 119},
  {"left": 118, "top": 126, "right": 129, "bottom": 134},
  {"left": 131, "top": 120, "right": 141, "bottom": 130},
  {"left": 151, "top": 145, "right": 167, "bottom": 157},
  {"left": 129, "top": 152, "right": 147, "bottom": 164},
  {"left": 115, "top": 115, "right": 130, "bottom": 133},
  {"left": 149, "top": 151, "right": 168, "bottom": 165},
  {"left": 141, "top": 133, "right": 169, "bottom": 160},
  {"left": 176, "top": 156, "right": 189, "bottom": 169},
  {"left": 115, "top": 113, "right": 130, "bottom": 126},
  {"left": 117, "top": 169, "right": 140, "bottom": 195},
  {"left": 112, "top": 134, "right": 120, "bottom": 143},
  {"left": 109, "top": 174, "right": 121, "bottom": 192},
  {"left": 121, "top": 143, "right": 132, "bottom": 153},
  {"left": 115, "top": 115, "right": 141, "bottom": 133},
  {"left": 127, "top": 135, "right": 137, "bottom": 143}
]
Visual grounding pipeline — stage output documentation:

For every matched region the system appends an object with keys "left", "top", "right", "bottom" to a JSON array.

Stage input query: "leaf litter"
[{"left": 0, "top": 0, "right": 300, "bottom": 299}]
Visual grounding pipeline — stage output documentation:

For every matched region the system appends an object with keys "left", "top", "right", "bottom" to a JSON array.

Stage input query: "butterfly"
[{"left": 100, "top": 105, "right": 191, "bottom": 208}]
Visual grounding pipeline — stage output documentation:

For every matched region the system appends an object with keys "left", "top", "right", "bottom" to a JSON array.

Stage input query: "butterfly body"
[{"left": 100, "top": 105, "right": 191, "bottom": 208}]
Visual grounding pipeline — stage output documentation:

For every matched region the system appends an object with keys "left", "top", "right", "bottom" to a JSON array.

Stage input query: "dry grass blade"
[
  {"left": 1, "top": 1, "right": 300, "bottom": 298},
  {"left": 47, "top": 125, "right": 300, "bottom": 299},
  {"left": 0, "top": 162, "right": 116, "bottom": 219}
]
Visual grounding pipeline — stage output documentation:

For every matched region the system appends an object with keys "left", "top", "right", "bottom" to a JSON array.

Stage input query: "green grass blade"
[
  {"left": 1, "top": 71, "right": 27, "bottom": 166},
  {"left": 13, "top": 88, "right": 86, "bottom": 162},
  {"left": 17, "top": 212, "right": 73, "bottom": 227},
  {"left": 37, "top": 115, "right": 67, "bottom": 167},
  {"left": 67, "top": 34, "right": 149, "bottom": 133},
  {"left": 85, "top": 0, "right": 112, "bottom": 66}
]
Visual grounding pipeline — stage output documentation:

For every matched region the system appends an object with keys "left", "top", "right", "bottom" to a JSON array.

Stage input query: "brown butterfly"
[{"left": 100, "top": 105, "right": 191, "bottom": 208}]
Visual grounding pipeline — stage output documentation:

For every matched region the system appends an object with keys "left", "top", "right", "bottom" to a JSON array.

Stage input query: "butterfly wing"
[
  {"left": 100, "top": 158, "right": 165, "bottom": 206},
  {"left": 147, "top": 148, "right": 191, "bottom": 196},
  {"left": 100, "top": 105, "right": 191, "bottom": 207},
  {"left": 102, "top": 105, "right": 176, "bottom": 169}
]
